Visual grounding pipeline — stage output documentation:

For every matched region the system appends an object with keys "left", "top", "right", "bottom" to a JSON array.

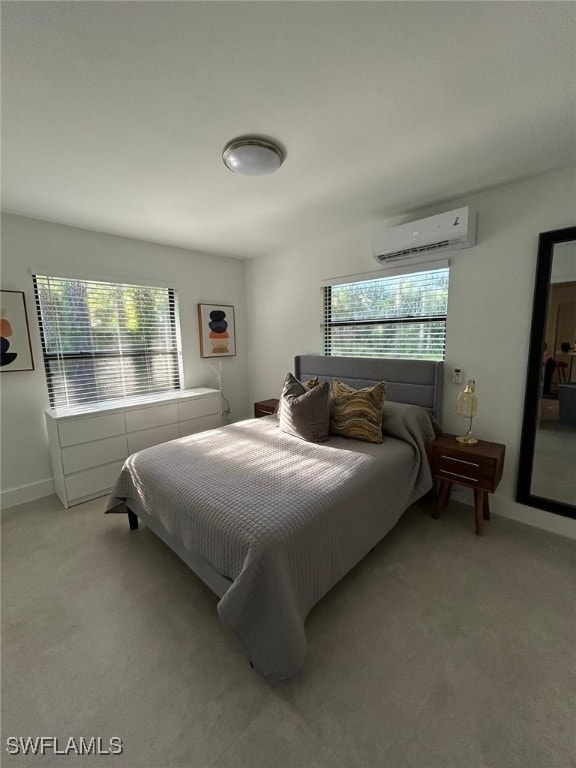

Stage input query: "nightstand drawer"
[{"left": 430, "top": 446, "right": 497, "bottom": 490}]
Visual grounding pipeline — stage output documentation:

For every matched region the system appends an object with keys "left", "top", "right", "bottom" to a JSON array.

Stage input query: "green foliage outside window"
[
  {"left": 34, "top": 276, "right": 180, "bottom": 408},
  {"left": 323, "top": 268, "right": 448, "bottom": 361}
]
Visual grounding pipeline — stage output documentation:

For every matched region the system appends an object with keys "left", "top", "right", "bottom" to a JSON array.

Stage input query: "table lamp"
[{"left": 455, "top": 379, "right": 478, "bottom": 444}]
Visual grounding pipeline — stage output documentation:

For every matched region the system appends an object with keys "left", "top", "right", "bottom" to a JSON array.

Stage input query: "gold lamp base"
[
  {"left": 456, "top": 434, "right": 478, "bottom": 445},
  {"left": 455, "top": 381, "right": 479, "bottom": 445}
]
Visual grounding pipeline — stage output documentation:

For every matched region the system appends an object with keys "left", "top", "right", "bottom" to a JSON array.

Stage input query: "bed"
[{"left": 106, "top": 355, "right": 443, "bottom": 682}]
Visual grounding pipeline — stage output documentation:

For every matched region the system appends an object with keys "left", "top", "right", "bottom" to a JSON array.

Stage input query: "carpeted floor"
[{"left": 2, "top": 493, "right": 575, "bottom": 768}]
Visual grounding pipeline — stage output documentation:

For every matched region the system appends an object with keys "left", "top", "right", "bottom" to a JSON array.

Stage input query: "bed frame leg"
[{"left": 127, "top": 509, "right": 139, "bottom": 530}]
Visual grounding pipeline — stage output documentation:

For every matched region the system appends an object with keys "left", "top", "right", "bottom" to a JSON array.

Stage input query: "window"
[
  {"left": 34, "top": 274, "right": 181, "bottom": 409},
  {"left": 322, "top": 266, "right": 449, "bottom": 360}
]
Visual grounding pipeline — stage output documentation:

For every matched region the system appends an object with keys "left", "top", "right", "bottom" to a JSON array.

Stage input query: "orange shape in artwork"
[
  {"left": 0, "top": 318, "right": 13, "bottom": 337},
  {"left": 209, "top": 331, "right": 229, "bottom": 339}
]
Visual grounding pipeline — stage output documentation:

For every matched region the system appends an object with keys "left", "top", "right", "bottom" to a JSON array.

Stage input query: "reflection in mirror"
[
  {"left": 518, "top": 227, "right": 576, "bottom": 518},
  {"left": 532, "top": 241, "right": 576, "bottom": 505}
]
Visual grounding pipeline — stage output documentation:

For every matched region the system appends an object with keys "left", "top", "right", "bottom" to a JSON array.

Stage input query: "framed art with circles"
[
  {"left": 197, "top": 304, "right": 236, "bottom": 358},
  {"left": 0, "top": 290, "right": 34, "bottom": 372}
]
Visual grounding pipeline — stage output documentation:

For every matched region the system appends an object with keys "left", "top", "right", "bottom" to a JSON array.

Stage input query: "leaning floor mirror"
[{"left": 517, "top": 226, "right": 576, "bottom": 518}]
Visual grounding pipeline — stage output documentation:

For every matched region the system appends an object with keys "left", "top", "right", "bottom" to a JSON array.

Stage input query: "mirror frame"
[{"left": 517, "top": 225, "right": 576, "bottom": 518}]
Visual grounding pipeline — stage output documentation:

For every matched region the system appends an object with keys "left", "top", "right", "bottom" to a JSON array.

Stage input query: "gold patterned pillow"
[{"left": 330, "top": 378, "right": 386, "bottom": 444}]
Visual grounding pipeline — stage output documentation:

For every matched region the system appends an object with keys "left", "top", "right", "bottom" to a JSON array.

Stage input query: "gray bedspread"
[{"left": 106, "top": 402, "right": 437, "bottom": 681}]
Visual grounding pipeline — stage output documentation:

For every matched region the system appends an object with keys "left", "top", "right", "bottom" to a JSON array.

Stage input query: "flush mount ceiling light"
[{"left": 222, "top": 137, "right": 285, "bottom": 176}]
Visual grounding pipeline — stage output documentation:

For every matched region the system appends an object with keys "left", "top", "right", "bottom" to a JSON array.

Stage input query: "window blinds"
[
  {"left": 34, "top": 275, "right": 181, "bottom": 409},
  {"left": 322, "top": 267, "right": 449, "bottom": 360}
]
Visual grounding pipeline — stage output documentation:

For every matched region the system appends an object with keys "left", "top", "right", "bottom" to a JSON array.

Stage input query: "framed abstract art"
[
  {"left": 0, "top": 290, "right": 34, "bottom": 372},
  {"left": 198, "top": 304, "right": 236, "bottom": 358}
]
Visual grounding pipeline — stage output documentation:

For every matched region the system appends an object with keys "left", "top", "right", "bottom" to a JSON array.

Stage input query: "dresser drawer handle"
[
  {"left": 441, "top": 454, "right": 480, "bottom": 468},
  {"left": 440, "top": 469, "right": 478, "bottom": 482}
]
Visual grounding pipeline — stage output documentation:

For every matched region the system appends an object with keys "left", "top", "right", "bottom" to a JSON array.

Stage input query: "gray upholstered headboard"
[{"left": 294, "top": 355, "right": 444, "bottom": 423}]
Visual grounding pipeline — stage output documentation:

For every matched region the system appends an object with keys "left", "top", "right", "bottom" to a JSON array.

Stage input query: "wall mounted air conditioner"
[{"left": 372, "top": 207, "right": 476, "bottom": 265}]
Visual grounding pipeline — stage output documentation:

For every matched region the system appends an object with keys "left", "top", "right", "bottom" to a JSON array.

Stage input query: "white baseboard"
[
  {"left": 451, "top": 486, "right": 576, "bottom": 539},
  {"left": 0, "top": 478, "right": 55, "bottom": 510},
  {"left": 492, "top": 496, "right": 576, "bottom": 539}
]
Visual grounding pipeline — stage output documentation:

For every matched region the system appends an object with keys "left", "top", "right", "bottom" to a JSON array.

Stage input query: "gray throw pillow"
[
  {"left": 279, "top": 373, "right": 331, "bottom": 442},
  {"left": 274, "top": 376, "right": 319, "bottom": 417}
]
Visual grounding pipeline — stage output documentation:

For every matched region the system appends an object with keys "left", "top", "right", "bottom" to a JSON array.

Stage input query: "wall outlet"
[{"left": 452, "top": 368, "right": 462, "bottom": 384}]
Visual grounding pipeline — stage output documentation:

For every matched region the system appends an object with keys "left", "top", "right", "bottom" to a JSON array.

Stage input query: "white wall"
[
  {"left": 0, "top": 214, "right": 249, "bottom": 507},
  {"left": 246, "top": 166, "right": 576, "bottom": 537}
]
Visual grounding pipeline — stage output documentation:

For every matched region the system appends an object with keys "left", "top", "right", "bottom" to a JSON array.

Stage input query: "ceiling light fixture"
[{"left": 222, "top": 136, "right": 285, "bottom": 176}]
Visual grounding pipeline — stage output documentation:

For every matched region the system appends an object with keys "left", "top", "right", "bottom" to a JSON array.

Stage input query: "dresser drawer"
[
  {"left": 178, "top": 396, "right": 220, "bottom": 422},
  {"left": 58, "top": 413, "right": 126, "bottom": 447},
  {"left": 65, "top": 461, "right": 126, "bottom": 502},
  {"left": 127, "top": 424, "right": 180, "bottom": 454},
  {"left": 180, "top": 413, "right": 221, "bottom": 437},
  {"left": 430, "top": 446, "right": 498, "bottom": 491},
  {"left": 125, "top": 403, "right": 179, "bottom": 433},
  {"left": 62, "top": 435, "right": 128, "bottom": 475}
]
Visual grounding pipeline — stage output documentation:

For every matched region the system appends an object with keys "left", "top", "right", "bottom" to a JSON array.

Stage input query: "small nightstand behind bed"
[
  {"left": 429, "top": 434, "right": 506, "bottom": 535},
  {"left": 254, "top": 398, "right": 279, "bottom": 418}
]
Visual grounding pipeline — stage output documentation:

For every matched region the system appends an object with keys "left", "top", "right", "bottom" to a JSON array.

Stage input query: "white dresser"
[{"left": 45, "top": 388, "right": 221, "bottom": 508}]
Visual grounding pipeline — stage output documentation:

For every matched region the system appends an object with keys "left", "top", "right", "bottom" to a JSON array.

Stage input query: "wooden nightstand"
[
  {"left": 254, "top": 398, "right": 279, "bottom": 418},
  {"left": 429, "top": 434, "right": 506, "bottom": 536}
]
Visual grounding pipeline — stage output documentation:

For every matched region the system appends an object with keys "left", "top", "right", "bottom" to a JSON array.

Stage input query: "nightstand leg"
[
  {"left": 433, "top": 480, "right": 452, "bottom": 519},
  {"left": 474, "top": 489, "right": 486, "bottom": 536},
  {"left": 483, "top": 493, "right": 490, "bottom": 521}
]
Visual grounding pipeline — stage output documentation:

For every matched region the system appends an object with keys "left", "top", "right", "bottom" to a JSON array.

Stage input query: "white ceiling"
[{"left": 2, "top": 1, "right": 575, "bottom": 259}]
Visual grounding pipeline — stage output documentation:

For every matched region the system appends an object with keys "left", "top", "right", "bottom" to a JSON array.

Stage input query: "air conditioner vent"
[
  {"left": 372, "top": 208, "right": 476, "bottom": 265},
  {"left": 375, "top": 240, "right": 451, "bottom": 263}
]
